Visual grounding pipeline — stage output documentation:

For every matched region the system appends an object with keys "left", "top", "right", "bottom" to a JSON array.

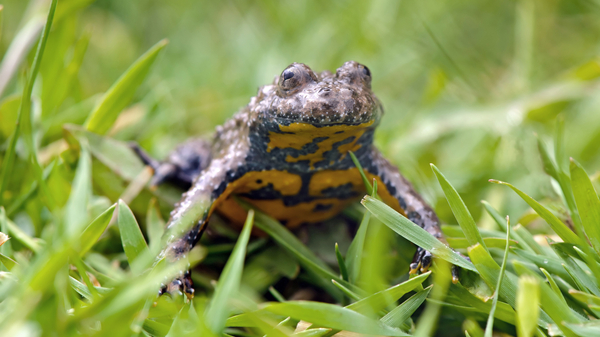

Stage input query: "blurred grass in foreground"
[{"left": 2, "top": 0, "right": 600, "bottom": 336}]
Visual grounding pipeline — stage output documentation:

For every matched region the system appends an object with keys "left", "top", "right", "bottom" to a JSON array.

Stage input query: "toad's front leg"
[
  {"left": 160, "top": 158, "right": 246, "bottom": 297},
  {"left": 362, "top": 149, "right": 443, "bottom": 274}
]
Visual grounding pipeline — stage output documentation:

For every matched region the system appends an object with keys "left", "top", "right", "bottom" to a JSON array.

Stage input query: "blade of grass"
[
  {"left": 263, "top": 301, "right": 409, "bottom": 336},
  {"left": 346, "top": 211, "right": 370, "bottom": 284},
  {"left": 512, "top": 224, "right": 544, "bottom": 255},
  {"left": 2, "top": 215, "right": 42, "bottom": 253},
  {"left": 349, "top": 151, "right": 373, "bottom": 195},
  {"left": 572, "top": 246, "right": 600, "bottom": 268},
  {"left": 516, "top": 275, "right": 540, "bottom": 337},
  {"left": 251, "top": 206, "right": 356, "bottom": 297},
  {"left": 541, "top": 123, "right": 600, "bottom": 287},
  {"left": 537, "top": 136, "right": 558, "bottom": 181},
  {"left": 146, "top": 198, "right": 165, "bottom": 252},
  {"left": 414, "top": 260, "right": 452, "bottom": 337},
  {"left": 6, "top": 161, "right": 55, "bottom": 217},
  {"left": 447, "top": 284, "right": 518, "bottom": 326},
  {"left": 441, "top": 225, "right": 506, "bottom": 239},
  {"left": 569, "top": 289, "right": 600, "bottom": 306},
  {"left": 205, "top": 210, "right": 254, "bottom": 334},
  {"left": 539, "top": 268, "right": 567, "bottom": 306},
  {"left": 468, "top": 244, "right": 519, "bottom": 309},
  {"left": 117, "top": 199, "right": 148, "bottom": 273},
  {"left": 226, "top": 311, "right": 286, "bottom": 328},
  {"left": 0, "top": 208, "right": 11, "bottom": 259},
  {"left": 0, "top": 0, "right": 58, "bottom": 205},
  {"left": 570, "top": 158, "right": 600, "bottom": 254},
  {"left": 511, "top": 249, "right": 572, "bottom": 284},
  {"left": 85, "top": 39, "right": 168, "bottom": 135},
  {"left": 334, "top": 243, "right": 348, "bottom": 282},
  {"left": 64, "top": 146, "right": 92, "bottom": 234},
  {"left": 563, "top": 322, "right": 600, "bottom": 336},
  {"left": 70, "top": 251, "right": 99, "bottom": 300},
  {"left": 361, "top": 195, "right": 476, "bottom": 272},
  {"left": 482, "top": 200, "right": 539, "bottom": 254},
  {"left": 0, "top": 15, "right": 44, "bottom": 98},
  {"left": 484, "top": 216, "right": 511, "bottom": 337},
  {"left": 332, "top": 279, "right": 361, "bottom": 301},
  {"left": 550, "top": 242, "right": 600, "bottom": 296},
  {"left": 554, "top": 116, "right": 584, "bottom": 237},
  {"left": 78, "top": 204, "right": 116, "bottom": 256},
  {"left": 293, "top": 328, "right": 331, "bottom": 337},
  {"left": 464, "top": 317, "right": 484, "bottom": 337},
  {"left": 237, "top": 311, "right": 292, "bottom": 337},
  {"left": 0, "top": 252, "right": 16, "bottom": 271},
  {"left": 432, "top": 164, "right": 487, "bottom": 251},
  {"left": 68, "top": 276, "right": 111, "bottom": 301},
  {"left": 561, "top": 264, "right": 588, "bottom": 293},
  {"left": 347, "top": 271, "right": 431, "bottom": 315},
  {"left": 131, "top": 299, "right": 152, "bottom": 334},
  {"left": 489, "top": 180, "right": 582, "bottom": 245},
  {"left": 446, "top": 237, "right": 517, "bottom": 249},
  {"left": 513, "top": 260, "right": 582, "bottom": 337},
  {"left": 381, "top": 285, "right": 432, "bottom": 330},
  {"left": 166, "top": 304, "right": 197, "bottom": 337},
  {"left": 268, "top": 286, "right": 286, "bottom": 303}
]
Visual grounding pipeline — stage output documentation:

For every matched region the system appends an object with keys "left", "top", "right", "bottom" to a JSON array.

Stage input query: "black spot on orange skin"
[{"left": 314, "top": 203, "right": 333, "bottom": 212}]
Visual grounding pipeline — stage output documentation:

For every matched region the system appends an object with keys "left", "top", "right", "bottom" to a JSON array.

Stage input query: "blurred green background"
[{"left": 4, "top": 0, "right": 600, "bottom": 232}]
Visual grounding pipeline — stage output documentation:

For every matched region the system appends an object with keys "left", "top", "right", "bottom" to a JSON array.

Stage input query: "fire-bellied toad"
[{"left": 133, "top": 61, "right": 445, "bottom": 297}]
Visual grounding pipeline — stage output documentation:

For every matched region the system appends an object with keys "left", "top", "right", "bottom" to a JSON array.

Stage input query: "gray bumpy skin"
[{"left": 133, "top": 61, "right": 451, "bottom": 297}]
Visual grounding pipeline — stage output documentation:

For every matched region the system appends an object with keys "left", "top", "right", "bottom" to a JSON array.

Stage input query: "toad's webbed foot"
[
  {"left": 409, "top": 246, "right": 433, "bottom": 275},
  {"left": 158, "top": 270, "right": 195, "bottom": 299},
  {"left": 409, "top": 246, "right": 468, "bottom": 284}
]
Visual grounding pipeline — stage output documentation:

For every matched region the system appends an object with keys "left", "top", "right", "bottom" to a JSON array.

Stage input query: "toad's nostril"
[{"left": 319, "top": 87, "right": 332, "bottom": 94}]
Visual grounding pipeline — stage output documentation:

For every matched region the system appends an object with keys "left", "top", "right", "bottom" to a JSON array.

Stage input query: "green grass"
[{"left": 2, "top": 0, "right": 600, "bottom": 336}]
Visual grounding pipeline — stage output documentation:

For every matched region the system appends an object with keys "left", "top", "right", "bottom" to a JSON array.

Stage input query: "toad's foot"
[
  {"left": 409, "top": 246, "right": 467, "bottom": 284},
  {"left": 130, "top": 143, "right": 185, "bottom": 188},
  {"left": 159, "top": 270, "right": 195, "bottom": 299},
  {"left": 409, "top": 246, "right": 433, "bottom": 275},
  {"left": 130, "top": 140, "right": 211, "bottom": 190}
]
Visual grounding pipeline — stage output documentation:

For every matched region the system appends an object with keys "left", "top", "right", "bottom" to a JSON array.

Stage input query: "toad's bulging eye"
[
  {"left": 278, "top": 63, "right": 316, "bottom": 96},
  {"left": 283, "top": 70, "right": 294, "bottom": 81},
  {"left": 335, "top": 61, "right": 373, "bottom": 89},
  {"left": 278, "top": 66, "right": 301, "bottom": 92},
  {"left": 362, "top": 66, "right": 371, "bottom": 77},
  {"left": 359, "top": 64, "right": 372, "bottom": 88}
]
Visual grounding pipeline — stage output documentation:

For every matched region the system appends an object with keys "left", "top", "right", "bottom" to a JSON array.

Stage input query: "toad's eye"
[
  {"left": 278, "top": 63, "right": 316, "bottom": 96},
  {"left": 362, "top": 66, "right": 371, "bottom": 77},
  {"left": 335, "top": 61, "right": 372, "bottom": 88},
  {"left": 278, "top": 66, "right": 301, "bottom": 92},
  {"left": 283, "top": 69, "right": 294, "bottom": 81},
  {"left": 359, "top": 64, "right": 372, "bottom": 88}
]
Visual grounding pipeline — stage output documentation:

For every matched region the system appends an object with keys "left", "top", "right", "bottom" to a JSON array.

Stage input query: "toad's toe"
[{"left": 159, "top": 271, "right": 195, "bottom": 300}]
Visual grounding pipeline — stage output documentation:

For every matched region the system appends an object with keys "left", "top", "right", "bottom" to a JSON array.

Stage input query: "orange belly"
[{"left": 214, "top": 168, "right": 405, "bottom": 228}]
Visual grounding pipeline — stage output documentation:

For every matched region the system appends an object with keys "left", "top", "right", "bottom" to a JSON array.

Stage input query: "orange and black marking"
[{"left": 195, "top": 118, "right": 416, "bottom": 233}]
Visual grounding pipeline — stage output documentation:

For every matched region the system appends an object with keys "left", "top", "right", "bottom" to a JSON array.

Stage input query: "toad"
[{"left": 133, "top": 61, "right": 444, "bottom": 296}]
